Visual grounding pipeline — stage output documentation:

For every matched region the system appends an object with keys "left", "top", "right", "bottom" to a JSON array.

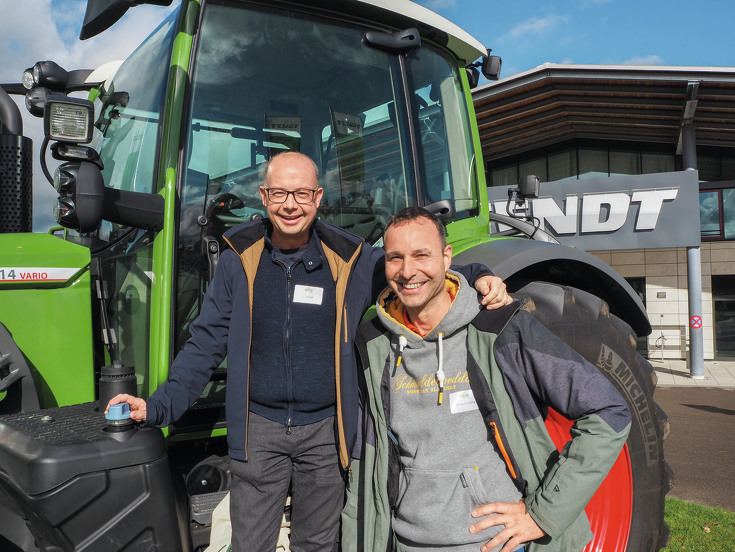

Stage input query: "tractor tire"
[{"left": 512, "top": 282, "right": 671, "bottom": 552}]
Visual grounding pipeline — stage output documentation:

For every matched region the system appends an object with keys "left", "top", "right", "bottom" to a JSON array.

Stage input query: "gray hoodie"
[{"left": 376, "top": 270, "right": 522, "bottom": 551}]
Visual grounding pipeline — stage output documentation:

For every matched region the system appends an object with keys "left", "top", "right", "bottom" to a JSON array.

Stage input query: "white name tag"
[
  {"left": 293, "top": 285, "right": 324, "bottom": 305},
  {"left": 449, "top": 390, "right": 479, "bottom": 414}
]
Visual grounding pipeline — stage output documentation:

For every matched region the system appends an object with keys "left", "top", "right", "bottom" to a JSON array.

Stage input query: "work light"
[
  {"left": 44, "top": 97, "right": 95, "bottom": 143},
  {"left": 30, "top": 61, "right": 69, "bottom": 91}
]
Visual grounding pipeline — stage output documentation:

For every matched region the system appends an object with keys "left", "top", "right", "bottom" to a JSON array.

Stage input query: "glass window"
[
  {"left": 700, "top": 190, "right": 721, "bottom": 239},
  {"left": 642, "top": 152, "right": 675, "bottom": 174},
  {"left": 624, "top": 277, "right": 648, "bottom": 357},
  {"left": 698, "top": 155, "right": 720, "bottom": 182},
  {"left": 175, "top": 1, "right": 482, "bottom": 354},
  {"left": 722, "top": 188, "right": 735, "bottom": 240},
  {"left": 92, "top": 12, "right": 176, "bottom": 194},
  {"left": 610, "top": 150, "right": 640, "bottom": 176},
  {"left": 722, "top": 156, "right": 735, "bottom": 180},
  {"left": 578, "top": 148, "right": 608, "bottom": 179},
  {"left": 548, "top": 150, "right": 577, "bottom": 181},
  {"left": 491, "top": 165, "right": 517, "bottom": 187},
  {"left": 518, "top": 157, "right": 547, "bottom": 182},
  {"left": 407, "top": 48, "right": 478, "bottom": 215},
  {"left": 713, "top": 275, "right": 735, "bottom": 358},
  {"left": 85, "top": 11, "right": 178, "bottom": 396}
]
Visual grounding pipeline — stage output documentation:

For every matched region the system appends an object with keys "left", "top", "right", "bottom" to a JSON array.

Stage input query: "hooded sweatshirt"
[{"left": 376, "top": 270, "right": 522, "bottom": 551}]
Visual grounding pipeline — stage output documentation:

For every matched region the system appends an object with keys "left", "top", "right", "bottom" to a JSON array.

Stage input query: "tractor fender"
[{"left": 452, "top": 238, "right": 651, "bottom": 337}]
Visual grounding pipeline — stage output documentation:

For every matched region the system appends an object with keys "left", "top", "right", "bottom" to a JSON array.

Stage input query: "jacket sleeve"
[
  {"left": 452, "top": 262, "right": 493, "bottom": 287},
  {"left": 496, "top": 311, "right": 631, "bottom": 539},
  {"left": 144, "top": 248, "right": 238, "bottom": 427}
]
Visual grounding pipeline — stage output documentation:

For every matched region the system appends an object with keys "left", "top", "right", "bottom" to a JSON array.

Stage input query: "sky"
[{"left": 1, "top": 0, "right": 734, "bottom": 231}]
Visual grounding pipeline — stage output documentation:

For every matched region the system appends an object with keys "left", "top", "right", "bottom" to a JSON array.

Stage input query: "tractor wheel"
[{"left": 512, "top": 282, "right": 672, "bottom": 552}]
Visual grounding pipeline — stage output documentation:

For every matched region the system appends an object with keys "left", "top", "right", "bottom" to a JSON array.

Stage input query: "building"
[{"left": 473, "top": 64, "right": 735, "bottom": 360}]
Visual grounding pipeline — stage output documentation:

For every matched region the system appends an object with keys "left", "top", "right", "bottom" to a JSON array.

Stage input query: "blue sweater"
[{"left": 248, "top": 231, "right": 338, "bottom": 426}]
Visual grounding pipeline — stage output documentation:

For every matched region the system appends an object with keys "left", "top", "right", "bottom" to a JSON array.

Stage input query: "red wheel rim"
[{"left": 544, "top": 409, "right": 633, "bottom": 552}]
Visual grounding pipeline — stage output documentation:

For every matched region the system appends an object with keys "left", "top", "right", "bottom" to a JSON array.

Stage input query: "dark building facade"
[{"left": 473, "top": 64, "right": 735, "bottom": 359}]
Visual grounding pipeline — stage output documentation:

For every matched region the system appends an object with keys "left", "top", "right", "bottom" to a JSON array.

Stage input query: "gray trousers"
[{"left": 229, "top": 412, "right": 345, "bottom": 552}]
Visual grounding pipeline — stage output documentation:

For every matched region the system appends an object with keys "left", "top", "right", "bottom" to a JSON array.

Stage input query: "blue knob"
[{"left": 106, "top": 402, "right": 131, "bottom": 421}]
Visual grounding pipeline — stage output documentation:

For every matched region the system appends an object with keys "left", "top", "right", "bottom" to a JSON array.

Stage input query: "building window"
[
  {"left": 700, "top": 183, "right": 735, "bottom": 241},
  {"left": 489, "top": 145, "right": 677, "bottom": 186},
  {"left": 624, "top": 277, "right": 648, "bottom": 358},
  {"left": 713, "top": 275, "right": 735, "bottom": 358},
  {"left": 700, "top": 190, "right": 722, "bottom": 239},
  {"left": 578, "top": 148, "right": 609, "bottom": 179}
]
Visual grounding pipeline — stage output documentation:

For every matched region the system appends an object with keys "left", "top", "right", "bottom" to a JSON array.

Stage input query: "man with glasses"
[{"left": 108, "top": 151, "right": 510, "bottom": 551}]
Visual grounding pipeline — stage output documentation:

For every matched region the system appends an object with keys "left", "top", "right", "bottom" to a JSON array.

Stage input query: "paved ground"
[
  {"left": 648, "top": 357, "right": 735, "bottom": 512},
  {"left": 651, "top": 358, "right": 735, "bottom": 388},
  {"left": 653, "top": 386, "right": 735, "bottom": 512}
]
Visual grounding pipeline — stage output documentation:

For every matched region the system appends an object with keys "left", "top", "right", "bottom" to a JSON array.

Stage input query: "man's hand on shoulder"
[
  {"left": 469, "top": 500, "right": 545, "bottom": 552},
  {"left": 474, "top": 275, "right": 512, "bottom": 310}
]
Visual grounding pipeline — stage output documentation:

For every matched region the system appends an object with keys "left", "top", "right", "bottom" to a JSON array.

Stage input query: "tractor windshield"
[
  {"left": 172, "top": 1, "right": 481, "bottom": 425},
  {"left": 178, "top": 0, "right": 479, "bottom": 253}
]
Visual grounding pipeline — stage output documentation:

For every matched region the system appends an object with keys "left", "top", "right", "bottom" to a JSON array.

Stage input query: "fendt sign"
[{"left": 488, "top": 171, "right": 701, "bottom": 251}]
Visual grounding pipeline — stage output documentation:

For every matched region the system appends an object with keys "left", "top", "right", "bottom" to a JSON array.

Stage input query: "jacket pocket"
[{"left": 392, "top": 466, "right": 500, "bottom": 547}]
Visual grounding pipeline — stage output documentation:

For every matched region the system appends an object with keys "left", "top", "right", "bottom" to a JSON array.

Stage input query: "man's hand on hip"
[{"left": 469, "top": 500, "right": 545, "bottom": 552}]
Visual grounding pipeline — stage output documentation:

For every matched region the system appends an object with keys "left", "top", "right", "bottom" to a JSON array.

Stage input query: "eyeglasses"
[{"left": 264, "top": 188, "right": 319, "bottom": 204}]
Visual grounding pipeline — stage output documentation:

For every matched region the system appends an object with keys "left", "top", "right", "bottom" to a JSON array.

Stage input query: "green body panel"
[
  {"left": 0, "top": 233, "right": 94, "bottom": 407},
  {"left": 149, "top": 0, "right": 199, "bottom": 394}
]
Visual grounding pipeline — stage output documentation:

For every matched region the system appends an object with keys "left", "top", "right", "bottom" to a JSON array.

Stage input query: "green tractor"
[{"left": 0, "top": 0, "right": 669, "bottom": 550}]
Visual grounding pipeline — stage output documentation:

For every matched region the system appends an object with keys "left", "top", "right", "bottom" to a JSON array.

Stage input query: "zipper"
[
  {"left": 277, "top": 258, "right": 296, "bottom": 431},
  {"left": 489, "top": 421, "right": 518, "bottom": 480}
]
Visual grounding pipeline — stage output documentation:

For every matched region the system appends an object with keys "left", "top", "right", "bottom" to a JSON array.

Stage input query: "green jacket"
[{"left": 342, "top": 300, "right": 631, "bottom": 552}]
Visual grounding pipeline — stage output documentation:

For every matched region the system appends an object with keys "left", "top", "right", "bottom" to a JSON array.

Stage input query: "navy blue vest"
[{"left": 248, "top": 230, "right": 337, "bottom": 426}]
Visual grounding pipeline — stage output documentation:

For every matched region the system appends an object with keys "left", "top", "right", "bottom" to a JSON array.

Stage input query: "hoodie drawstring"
[
  {"left": 394, "top": 332, "right": 445, "bottom": 406},
  {"left": 394, "top": 335, "right": 408, "bottom": 376},
  {"left": 436, "top": 332, "right": 445, "bottom": 405}
]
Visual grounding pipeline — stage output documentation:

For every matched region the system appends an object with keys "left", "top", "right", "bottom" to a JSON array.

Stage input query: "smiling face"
[
  {"left": 260, "top": 152, "right": 323, "bottom": 249},
  {"left": 384, "top": 217, "right": 453, "bottom": 325}
]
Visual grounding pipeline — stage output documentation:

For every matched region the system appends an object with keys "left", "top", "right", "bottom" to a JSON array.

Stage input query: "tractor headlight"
[
  {"left": 31, "top": 61, "right": 69, "bottom": 91},
  {"left": 44, "top": 96, "right": 94, "bottom": 143},
  {"left": 52, "top": 162, "right": 104, "bottom": 232},
  {"left": 22, "top": 67, "right": 35, "bottom": 90}
]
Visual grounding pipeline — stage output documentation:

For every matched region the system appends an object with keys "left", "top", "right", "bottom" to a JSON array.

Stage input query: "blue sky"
[
  {"left": 414, "top": 0, "right": 735, "bottom": 79},
  {"left": 1, "top": 0, "right": 733, "bottom": 230}
]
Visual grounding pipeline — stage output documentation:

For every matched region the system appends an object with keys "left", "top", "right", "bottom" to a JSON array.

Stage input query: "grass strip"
[{"left": 661, "top": 497, "right": 735, "bottom": 551}]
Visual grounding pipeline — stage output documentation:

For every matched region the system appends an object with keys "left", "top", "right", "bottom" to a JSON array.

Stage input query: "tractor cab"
[{"left": 46, "top": 0, "right": 498, "bottom": 434}]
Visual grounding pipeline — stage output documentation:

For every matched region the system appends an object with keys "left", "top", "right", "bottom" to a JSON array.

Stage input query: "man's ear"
[
  {"left": 443, "top": 244, "right": 452, "bottom": 271},
  {"left": 259, "top": 186, "right": 268, "bottom": 208},
  {"left": 314, "top": 187, "right": 324, "bottom": 208}
]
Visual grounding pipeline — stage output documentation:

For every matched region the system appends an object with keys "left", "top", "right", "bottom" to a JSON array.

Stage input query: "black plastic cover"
[{"left": 0, "top": 403, "right": 186, "bottom": 551}]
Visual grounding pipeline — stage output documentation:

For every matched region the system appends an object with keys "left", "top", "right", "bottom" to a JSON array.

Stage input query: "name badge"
[
  {"left": 449, "top": 390, "right": 479, "bottom": 414},
  {"left": 293, "top": 284, "right": 324, "bottom": 305}
]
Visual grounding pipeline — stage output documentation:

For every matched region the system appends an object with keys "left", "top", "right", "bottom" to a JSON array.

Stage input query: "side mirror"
[
  {"left": 466, "top": 66, "right": 480, "bottom": 89},
  {"left": 482, "top": 55, "right": 502, "bottom": 81},
  {"left": 54, "top": 161, "right": 104, "bottom": 232},
  {"left": 518, "top": 174, "right": 540, "bottom": 199}
]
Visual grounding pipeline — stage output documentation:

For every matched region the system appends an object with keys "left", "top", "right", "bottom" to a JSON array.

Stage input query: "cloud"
[
  {"left": 621, "top": 54, "right": 665, "bottom": 66},
  {"left": 1, "top": 0, "right": 174, "bottom": 231},
  {"left": 496, "top": 14, "right": 569, "bottom": 44}
]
